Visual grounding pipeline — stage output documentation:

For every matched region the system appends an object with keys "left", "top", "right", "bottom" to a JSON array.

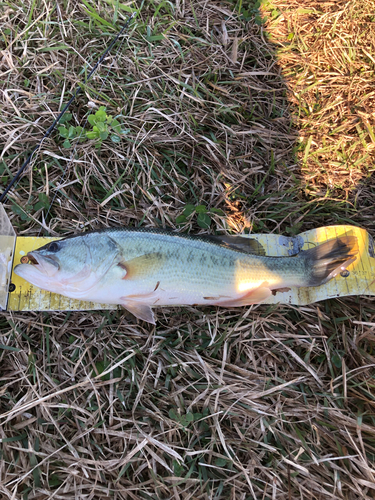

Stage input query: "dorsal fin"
[{"left": 204, "top": 235, "right": 266, "bottom": 256}]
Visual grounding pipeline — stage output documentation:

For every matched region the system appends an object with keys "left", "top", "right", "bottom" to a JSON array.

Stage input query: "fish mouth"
[
  {"left": 27, "top": 254, "right": 39, "bottom": 265},
  {"left": 27, "top": 251, "right": 60, "bottom": 276}
]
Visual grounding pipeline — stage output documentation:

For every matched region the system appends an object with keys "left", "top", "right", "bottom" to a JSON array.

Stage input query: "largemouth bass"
[{"left": 14, "top": 228, "right": 358, "bottom": 324}]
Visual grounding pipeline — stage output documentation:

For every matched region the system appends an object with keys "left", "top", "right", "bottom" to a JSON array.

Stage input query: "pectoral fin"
[
  {"left": 217, "top": 286, "right": 271, "bottom": 307},
  {"left": 118, "top": 252, "right": 165, "bottom": 280},
  {"left": 121, "top": 300, "right": 156, "bottom": 324}
]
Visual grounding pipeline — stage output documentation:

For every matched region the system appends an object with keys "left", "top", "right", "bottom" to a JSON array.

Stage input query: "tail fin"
[{"left": 304, "top": 235, "right": 358, "bottom": 287}]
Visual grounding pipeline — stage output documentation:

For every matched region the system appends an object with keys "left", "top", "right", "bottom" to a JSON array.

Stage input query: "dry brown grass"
[
  {"left": 1, "top": 0, "right": 375, "bottom": 499},
  {"left": 265, "top": 0, "right": 375, "bottom": 197}
]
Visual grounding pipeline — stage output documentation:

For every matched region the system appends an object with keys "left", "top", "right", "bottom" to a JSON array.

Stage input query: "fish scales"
[
  {"left": 91, "top": 230, "right": 285, "bottom": 297},
  {"left": 14, "top": 228, "right": 359, "bottom": 324}
]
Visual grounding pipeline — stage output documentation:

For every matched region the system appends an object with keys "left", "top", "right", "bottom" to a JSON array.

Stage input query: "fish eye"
[{"left": 48, "top": 242, "right": 60, "bottom": 252}]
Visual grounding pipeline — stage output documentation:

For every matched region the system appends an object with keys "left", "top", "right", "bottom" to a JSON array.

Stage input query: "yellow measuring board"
[{"left": 7, "top": 225, "right": 375, "bottom": 311}]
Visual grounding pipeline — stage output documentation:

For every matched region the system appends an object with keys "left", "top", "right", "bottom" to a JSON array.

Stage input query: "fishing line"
[
  {"left": 39, "top": 16, "right": 134, "bottom": 235},
  {"left": 0, "top": 11, "right": 137, "bottom": 204}
]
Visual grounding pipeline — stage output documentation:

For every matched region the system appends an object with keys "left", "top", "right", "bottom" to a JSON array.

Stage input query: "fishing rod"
[{"left": 0, "top": 11, "right": 137, "bottom": 203}]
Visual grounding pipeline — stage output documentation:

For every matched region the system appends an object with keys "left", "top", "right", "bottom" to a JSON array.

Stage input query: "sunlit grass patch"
[{"left": 263, "top": 0, "right": 375, "bottom": 199}]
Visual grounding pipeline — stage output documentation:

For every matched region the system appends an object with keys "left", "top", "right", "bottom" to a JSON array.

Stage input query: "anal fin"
[{"left": 217, "top": 286, "right": 271, "bottom": 307}]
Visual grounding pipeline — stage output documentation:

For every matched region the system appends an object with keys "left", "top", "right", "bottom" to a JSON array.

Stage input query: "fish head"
[{"left": 14, "top": 234, "right": 120, "bottom": 297}]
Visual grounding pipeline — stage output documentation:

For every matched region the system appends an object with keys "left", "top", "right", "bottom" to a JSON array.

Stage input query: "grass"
[
  {"left": 1, "top": 0, "right": 375, "bottom": 498},
  {"left": 264, "top": 0, "right": 375, "bottom": 199}
]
